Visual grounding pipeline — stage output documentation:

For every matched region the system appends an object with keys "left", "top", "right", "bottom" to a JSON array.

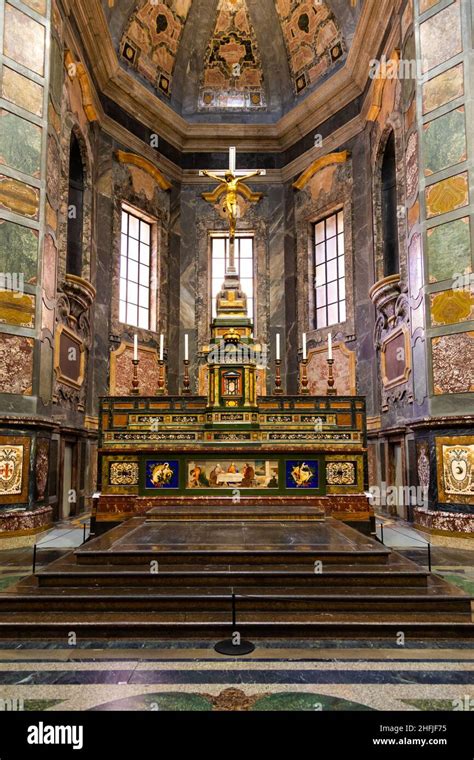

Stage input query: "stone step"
[
  {"left": 0, "top": 616, "right": 472, "bottom": 640},
  {"left": 0, "top": 592, "right": 469, "bottom": 614}
]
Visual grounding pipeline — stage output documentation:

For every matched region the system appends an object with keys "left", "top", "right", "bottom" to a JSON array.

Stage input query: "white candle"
[
  {"left": 328, "top": 333, "right": 333, "bottom": 360},
  {"left": 184, "top": 333, "right": 189, "bottom": 361},
  {"left": 133, "top": 334, "right": 138, "bottom": 361},
  {"left": 229, "top": 146, "right": 236, "bottom": 174},
  {"left": 276, "top": 333, "right": 280, "bottom": 361},
  {"left": 302, "top": 332, "right": 307, "bottom": 361},
  {"left": 159, "top": 333, "right": 164, "bottom": 361}
]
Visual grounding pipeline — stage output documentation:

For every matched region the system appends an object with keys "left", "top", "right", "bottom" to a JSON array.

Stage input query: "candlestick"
[
  {"left": 302, "top": 332, "right": 307, "bottom": 361},
  {"left": 274, "top": 358, "right": 283, "bottom": 395},
  {"left": 184, "top": 333, "right": 189, "bottom": 361},
  {"left": 133, "top": 334, "right": 138, "bottom": 361},
  {"left": 326, "top": 358, "right": 337, "bottom": 396},
  {"left": 130, "top": 358, "right": 139, "bottom": 395},
  {"left": 182, "top": 358, "right": 191, "bottom": 394},
  {"left": 157, "top": 358, "right": 166, "bottom": 395},
  {"left": 328, "top": 333, "right": 333, "bottom": 360},
  {"left": 159, "top": 333, "right": 164, "bottom": 361},
  {"left": 276, "top": 333, "right": 280, "bottom": 361},
  {"left": 300, "top": 358, "right": 309, "bottom": 395}
]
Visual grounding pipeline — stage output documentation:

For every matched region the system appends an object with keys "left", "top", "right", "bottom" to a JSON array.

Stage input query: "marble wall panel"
[
  {"left": 423, "top": 107, "right": 466, "bottom": 177},
  {"left": 110, "top": 343, "right": 160, "bottom": 396},
  {"left": 3, "top": 3, "right": 45, "bottom": 75},
  {"left": 426, "top": 217, "right": 471, "bottom": 284},
  {"left": 307, "top": 343, "right": 356, "bottom": 396},
  {"left": 422, "top": 63, "right": 464, "bottom": 115},
  {"left": 0, "top": 333, "right": 34, "bottom": 395},
  {"left": 420, "top": 1, "right": 462, "bottom": 74},
  {"left": 430, "top": 289, "right": 474, "bottom": 327},
  {"left": 42, "top": 233, "right": 57, "bottom": 301},
  {"left": 0, "top": 110, "right": 42, "bottom": 178},
  {"left": 0, "top": 220, "right": 38, "bottom": 283},
  {"left": 425, "top": 172, "right": 469, "bottom": 219},
  {"left": 420, "top": 0, "right": 440, "bottom": 12},
  {"left": 432, "top": 331, "right": 474, "bottom": 395},
  {"left": 0, "top": 291, "right": 35, "bottom": 328},
  {"left": 0, "top": 175, "right": 40, "bottom": 219},
  {"left": 408, "top": 232, "right": 423, "bottom": 299},
  {"left": 22, "top": 0, "right": 47, "bottom": 14},
  {"left": 1, "top": 67, "right": 44, "bottom": 117}
]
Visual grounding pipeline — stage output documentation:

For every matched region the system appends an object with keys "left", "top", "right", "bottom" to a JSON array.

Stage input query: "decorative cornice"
[
  {"left": 293, "top": 151, "right": 351, "bottom": 190},
  {"left": 64, "top": 50, "right": 98, "bottom": 122},
  {"left": 115, "top": 151, "right": 172, "bottom": 191}
]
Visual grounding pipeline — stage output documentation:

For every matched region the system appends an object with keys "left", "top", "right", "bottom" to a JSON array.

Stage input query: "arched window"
[
  {"left": 381, "top": 131, "right": 399, "bottom": 277},
  {"left": 66, "top": 132, "right": 84, "bottom": 277}
]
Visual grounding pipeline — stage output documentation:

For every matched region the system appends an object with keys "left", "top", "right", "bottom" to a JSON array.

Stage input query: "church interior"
[{"left": 0, "top": 0, "right": 473, "bottom": 718}]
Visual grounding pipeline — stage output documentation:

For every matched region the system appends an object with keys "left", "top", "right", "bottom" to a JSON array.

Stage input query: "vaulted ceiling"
[{"left": 102, "top": 0, "right": 361, "bottom": 123}]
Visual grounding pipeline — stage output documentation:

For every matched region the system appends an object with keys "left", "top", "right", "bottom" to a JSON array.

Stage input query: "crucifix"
[{"left": 200, "top": 147, "right": 265, "bottom": 273}]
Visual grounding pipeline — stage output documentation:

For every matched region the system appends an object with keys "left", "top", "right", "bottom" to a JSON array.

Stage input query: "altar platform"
[{"left": 0, "top": 512, "right": 472, "bottom": 641}]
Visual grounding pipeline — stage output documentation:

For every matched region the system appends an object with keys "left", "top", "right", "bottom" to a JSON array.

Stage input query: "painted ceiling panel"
[
  {"left": 199, "top": 0, "right": 265, "bottom": 112},
  {"left": 108, "top": 0, "right": 356, "bottom": 119},
  {"left": 275, "top": 0, "right": 346, "bottom": 95},
  {"left": 120, "top": 0, "right": 193, "bottom": 97}
]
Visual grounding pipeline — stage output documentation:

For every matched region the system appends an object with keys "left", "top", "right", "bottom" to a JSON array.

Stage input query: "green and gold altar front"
[{"left": 94, "top": 273, "right": 372, "bottom": 534}]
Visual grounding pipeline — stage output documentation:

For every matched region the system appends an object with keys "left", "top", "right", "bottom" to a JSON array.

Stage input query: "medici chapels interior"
[{"left": 0, "top": 0, "right": 473, "bottom": 717}]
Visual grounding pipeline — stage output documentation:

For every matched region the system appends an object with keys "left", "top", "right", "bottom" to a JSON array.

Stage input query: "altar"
[{"left": 93, "top": 264, "right": 372, "bottom": 536}]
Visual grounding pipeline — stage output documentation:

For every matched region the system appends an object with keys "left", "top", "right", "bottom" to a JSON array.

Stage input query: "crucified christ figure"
[{"left": 201, "top": 169, "right": 263, "bottom": 240}]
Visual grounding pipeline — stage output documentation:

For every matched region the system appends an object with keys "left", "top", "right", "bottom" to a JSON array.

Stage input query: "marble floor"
[{"left": 0, "top": 514, "right": 472, "bottom": 712}]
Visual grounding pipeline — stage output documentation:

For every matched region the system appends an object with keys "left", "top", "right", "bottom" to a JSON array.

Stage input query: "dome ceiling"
[{"left": 103, "top": 0, "right": 361, "bottom": 122}]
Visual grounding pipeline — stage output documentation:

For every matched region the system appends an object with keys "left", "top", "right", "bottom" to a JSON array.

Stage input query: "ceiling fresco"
[
  {"left": 198, "top": 0, "right": 265, "bottom": 112},
  {"left": 275, "top": 0, "right": 346, "bottom": 95}
]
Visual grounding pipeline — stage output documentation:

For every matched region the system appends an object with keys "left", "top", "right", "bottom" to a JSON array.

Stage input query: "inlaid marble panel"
[
  {"left": 420, "top": 0, "right": 440, "bottom": 12},
  {"left": 423, "top": 107, "right": 466, "bottom": 177},
  {"left": 432, "top": 331, "right": 474, "bottom": 395},
  {"left": 0, "top": 110, "right": 42, "bottom": 178},
  {"left": 42, "top": 234, "right": 57, "bottom": 300},
  {"left": 430, "top": 289, "right": 474, "bottom": 327},
  {"left": 3, "top": 3, "right": 45, "bottom": 76},
  {"left": 49, "top": 36, "right": 63, "bottom": 109},
  {"left": 0, "top": 291, "right": 35, "bottom": 328},
  {"left": 111, "top": 343, "right": 160, "bottom": 396},
  {"left": 422, "top": 63, "right": 464, "bottom": 115},
  {"left": 0, "top": 333, "right": 34, "bottom": 395},
  {"left": 408, "top": 232, "right": 423, "bottom": 299},
  {"left": 426, "top": 217, "right": 471, "bottom": 283},
  {"left": 405, "top": 131, "right": 419, "bottom": 202},
  {"left": 22, "top": 0, "right": 47, "bottom": 14},
  {"left": 425, "top": 172, "right": 469, "bottom": 219},
  {"left": 0, "top": 175, "right": 40, "bottom": 219},
  {"left": 420, "top": 1, "right": 462, "bottom": 74},
  {"left": 307, "top": 343, "right": 356, "bottom": 396},
  {"left": 0, "top": 220, "right": 38, "bottom": 283},
  {"left": 1, "top": 67, "right": 43, "bottom": 117}
]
